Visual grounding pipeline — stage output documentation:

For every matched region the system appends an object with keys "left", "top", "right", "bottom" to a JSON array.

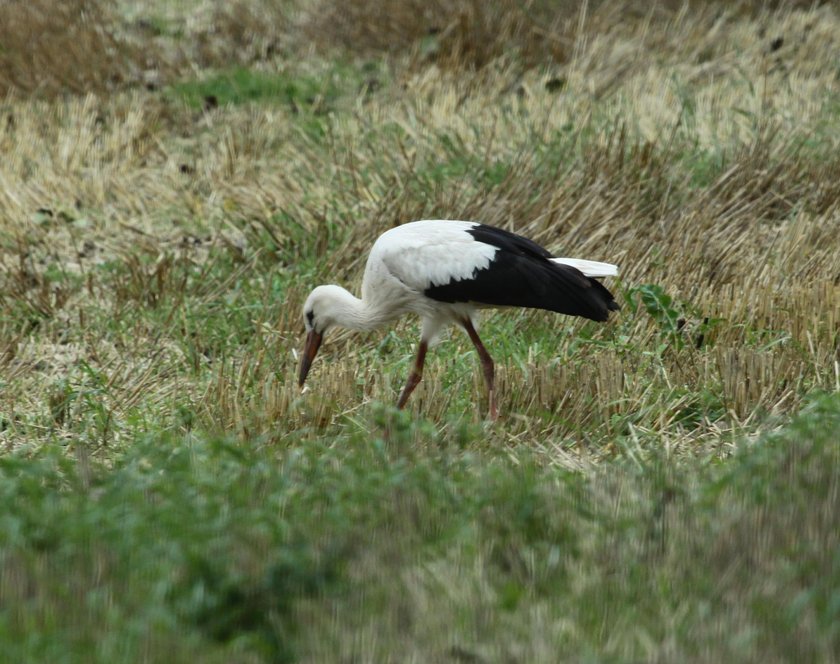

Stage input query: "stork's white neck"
[
  {"left": 329, "top": 288, "right": 380, "bottom": 331},
  {"left": 308, "top": 285, "right": 396, "bottom": 333}
]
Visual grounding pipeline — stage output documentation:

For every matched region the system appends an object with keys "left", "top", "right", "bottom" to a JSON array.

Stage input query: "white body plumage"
[{"left": 299, "top": 220, "right": 619, "bottom": 418}]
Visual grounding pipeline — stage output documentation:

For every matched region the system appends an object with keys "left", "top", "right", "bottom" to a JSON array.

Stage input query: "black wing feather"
[{"left": 424, "top": 224, "right": 619, "bottom": 322}]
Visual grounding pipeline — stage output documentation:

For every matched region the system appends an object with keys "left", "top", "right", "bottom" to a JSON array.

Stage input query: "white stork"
[{"left": 299, "top": 220, "right": 619, "bottom": 419}]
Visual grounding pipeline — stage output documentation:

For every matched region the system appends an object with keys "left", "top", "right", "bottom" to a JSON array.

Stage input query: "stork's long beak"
[{"left": 298, "top": 330, "right": 323, "bottom": 387}]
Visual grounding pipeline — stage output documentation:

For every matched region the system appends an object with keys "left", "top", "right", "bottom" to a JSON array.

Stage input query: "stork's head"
[{"left": 298, "top": 285, "right": 347, "bottom": 387}]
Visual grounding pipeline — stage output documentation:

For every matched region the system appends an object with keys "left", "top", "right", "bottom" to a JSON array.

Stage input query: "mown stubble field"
[{"left": 1, "top": 1, "right": 839, "bottom": 662}]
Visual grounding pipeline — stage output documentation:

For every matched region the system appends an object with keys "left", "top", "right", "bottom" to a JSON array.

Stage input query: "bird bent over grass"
[{"left": 299, "top": 220, "right": 619, "bottom": 419}]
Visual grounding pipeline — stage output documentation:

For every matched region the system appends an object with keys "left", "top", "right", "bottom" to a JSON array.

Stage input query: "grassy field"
[{"left": 1, "top": 1, "right": 839, "bottom": 661}]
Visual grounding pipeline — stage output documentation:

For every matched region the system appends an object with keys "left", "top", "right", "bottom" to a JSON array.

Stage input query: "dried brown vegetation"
[
  {"left": 302, "top": 0, "right": 575, "bottom": 68},
  {"left": 299, "top": 0, "right": 831, "bottom": 71},
  {"left": 0, "top": 0, "right": 148, "bottom": 97},
  {"left": 1, "top": 1, "right": 839, "bottom": 661},
  {"left": 1, "top": 2, "right": 838, "bottom": 457}
]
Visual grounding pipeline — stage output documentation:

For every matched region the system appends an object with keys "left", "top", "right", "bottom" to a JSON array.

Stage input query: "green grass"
[
  {"left": 1, "top": 394, "right": 838, "bottom": 662},
  {"left": 168, "top": 64, "right": 363, "bottom": 112},
  {"left": 2, "top": 3, "right": 840, "bottom": 661}
]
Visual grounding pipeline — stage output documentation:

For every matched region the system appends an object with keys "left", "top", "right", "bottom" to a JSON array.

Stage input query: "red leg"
[
  {"left": 397, "top": 340, "right": 428, "bottom": 409},
  {"left": 462, "top": 319, "right": 497, "bottom": 420}
]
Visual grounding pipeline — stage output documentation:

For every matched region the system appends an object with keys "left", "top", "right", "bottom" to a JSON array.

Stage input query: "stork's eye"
[{"left": 306, "top": 310, "right": 315, "bottom": 327}]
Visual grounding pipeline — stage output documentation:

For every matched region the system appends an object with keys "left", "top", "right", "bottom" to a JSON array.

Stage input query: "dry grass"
[
  {"left": 300, "top": 0, "right": 577, "bottom": 68},
  {"left": 1, "top": 2, "right": 839, "bottom": 660},
  {"left": 1, "top": 2, "right": 838, "bottom": 458},
  {"left": 298, "top": 0, "right": 832, "bottom": 71},
  {"left": 170, "top": 0, "right": 295, "bottom": 68},
  {"left": 0, "top": 0, "right": 150, "bottom": 97}
]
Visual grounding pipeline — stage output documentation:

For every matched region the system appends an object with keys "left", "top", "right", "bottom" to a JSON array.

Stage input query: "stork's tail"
[
  {"left": 552, "top": 257, "right": 619, "bottom": 278},
  {"left": 549, "top": 257, "right": 620, "bottom": 321}
]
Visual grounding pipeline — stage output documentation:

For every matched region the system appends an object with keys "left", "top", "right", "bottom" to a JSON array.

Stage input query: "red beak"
[{"left": 298, "top": 330, "right": 323, "bottom": 387}]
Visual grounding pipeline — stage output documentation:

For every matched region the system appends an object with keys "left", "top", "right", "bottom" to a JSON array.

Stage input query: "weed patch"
[
  {"left": 1, "top": 395, "right": 838, "bottom": 660},
  {"left": 169, "top": 67, "right": 346, "bottom": 112}
]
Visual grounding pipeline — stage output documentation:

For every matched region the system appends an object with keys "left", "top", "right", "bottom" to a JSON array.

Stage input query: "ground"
[{"left": 0, "top": 1, "right": 839, "bottom": 662}]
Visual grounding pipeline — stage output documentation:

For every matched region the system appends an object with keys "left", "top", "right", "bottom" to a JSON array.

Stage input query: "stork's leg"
[
  {"left": 397, "top": 340, "right": 428, "bottom": 409},
  {"left": 462, "top": 319, "right": 497, "bottom": 420}
]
